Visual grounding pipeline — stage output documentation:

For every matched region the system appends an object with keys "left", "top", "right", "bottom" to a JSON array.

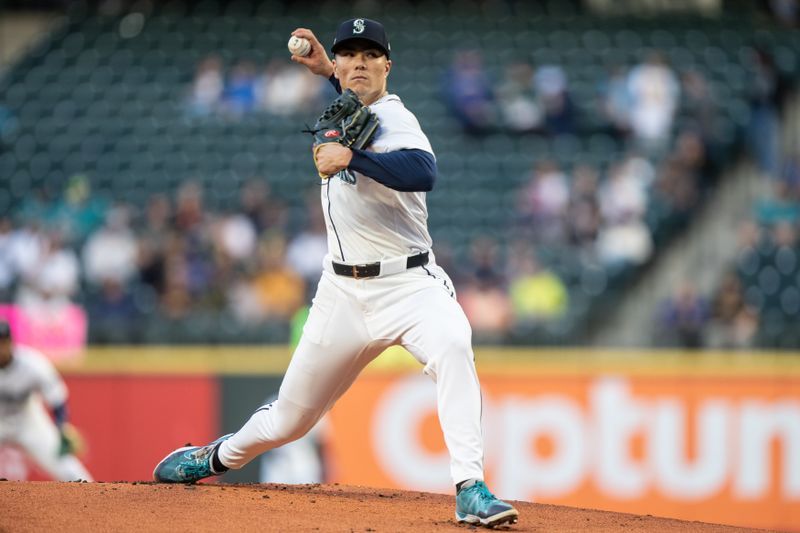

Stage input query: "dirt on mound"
[{"left": 0, "top": 481, "right": 772, "bottom": 532}]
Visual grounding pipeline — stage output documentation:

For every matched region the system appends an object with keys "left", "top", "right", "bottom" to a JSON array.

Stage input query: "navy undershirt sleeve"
[
  {"left": 324, "top": 75, "right": 434, "bottom": 191},
  {"left": 52, "top": 402, "right": 68, "bottom": 428},
  {"left": 348, "top": 149, "right": 436, "bottom": 192}
]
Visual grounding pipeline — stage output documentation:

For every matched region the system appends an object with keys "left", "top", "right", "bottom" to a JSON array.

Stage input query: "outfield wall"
[
  {"left": 326, "top": 364, "right": 800, "bottom": 531},
  {"left": 0, "top": 347, "right": 796, "bottom": 531}
]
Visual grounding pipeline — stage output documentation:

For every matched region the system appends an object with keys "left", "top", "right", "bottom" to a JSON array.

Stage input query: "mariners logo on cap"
[{"left": 331, "top": 18, "right": 390, "bottom": 58}]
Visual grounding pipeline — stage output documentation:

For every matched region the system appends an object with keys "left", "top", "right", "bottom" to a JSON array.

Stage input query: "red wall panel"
[{"left": 63, "top": 375, "right": 219, "bottom": 482}]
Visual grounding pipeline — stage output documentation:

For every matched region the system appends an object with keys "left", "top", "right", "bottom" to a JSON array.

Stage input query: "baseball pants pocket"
[{"left": 301, "top": 276, "right": 339, "bottom": 346}]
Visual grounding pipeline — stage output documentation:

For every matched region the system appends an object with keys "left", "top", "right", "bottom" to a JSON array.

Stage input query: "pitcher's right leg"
[{"left": 217, "top": 275, "right": 382, "bottom": 471}]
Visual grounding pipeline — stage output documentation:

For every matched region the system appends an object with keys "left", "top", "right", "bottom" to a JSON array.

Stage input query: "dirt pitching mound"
[{"left": 0, "top": 481, "right": 769, "bottom": 532}]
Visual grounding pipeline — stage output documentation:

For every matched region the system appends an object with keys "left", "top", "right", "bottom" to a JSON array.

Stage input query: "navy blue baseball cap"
[{"left": 331, "top": 18, "right": 390, "bottom": 59}]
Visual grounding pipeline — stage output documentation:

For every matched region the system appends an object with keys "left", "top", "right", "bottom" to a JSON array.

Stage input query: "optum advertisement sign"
[{"left": 325, "top": 370, "right": 800, "bottom": 531}]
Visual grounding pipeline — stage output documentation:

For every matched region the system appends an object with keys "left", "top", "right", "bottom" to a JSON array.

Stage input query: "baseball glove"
[
  {"left": 309, "top": 88, "right": 379, "bottom": 178},
  {"left": 59, "top": 423, "right": 87, "bottom": 457}
]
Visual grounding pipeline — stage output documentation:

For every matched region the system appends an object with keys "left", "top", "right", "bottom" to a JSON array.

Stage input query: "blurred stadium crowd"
[{"left": 0, "top": 0, "right": 798, "bottom": 347}]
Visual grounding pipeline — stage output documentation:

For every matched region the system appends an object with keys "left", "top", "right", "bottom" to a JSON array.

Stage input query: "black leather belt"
[{"left": 332, "top": 252, "right": 429, "bottom": 279}]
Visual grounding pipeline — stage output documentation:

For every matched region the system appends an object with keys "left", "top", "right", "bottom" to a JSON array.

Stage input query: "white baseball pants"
[
  {"left": 218, "top": 258, "right": 484, "bottom": 485},
  {"left": 0, "top": 400, "right": 92, "bottom": 481}
]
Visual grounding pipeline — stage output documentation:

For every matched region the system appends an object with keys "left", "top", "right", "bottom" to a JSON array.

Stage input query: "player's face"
[
  {"left": 333, "top": 44, "right": 391, "bottom": 106},
  {"left": 0, "top": 339, "right": 11, "bottom": 368}
]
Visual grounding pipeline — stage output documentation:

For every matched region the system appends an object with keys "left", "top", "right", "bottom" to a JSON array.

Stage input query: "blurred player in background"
[{"left": 0, "top": 320, "right": 92, "bottom": 481}]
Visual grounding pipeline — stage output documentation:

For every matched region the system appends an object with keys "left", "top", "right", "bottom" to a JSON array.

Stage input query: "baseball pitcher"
[
  {"left": 0, "top": 320, "right": 92, "bottom": 481},
  {"left": 154, "top": 18, "right": 518, "bottom": 528}
]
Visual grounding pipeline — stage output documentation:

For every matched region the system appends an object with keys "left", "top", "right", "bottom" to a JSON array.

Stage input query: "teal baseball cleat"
[
  {"left": 153, "top": 434, "right": 233, "bottom": 483},
  {"left": 455, "top": 481, "right": 519, "bottom": 528}
]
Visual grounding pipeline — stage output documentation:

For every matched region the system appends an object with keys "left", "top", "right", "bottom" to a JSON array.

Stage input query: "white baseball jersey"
[
  {"left": 0, "top": 345, "right": 67, "bottom": 429},
  {"left": 321, "top": 93, "right": 434, "bottom": 263}
]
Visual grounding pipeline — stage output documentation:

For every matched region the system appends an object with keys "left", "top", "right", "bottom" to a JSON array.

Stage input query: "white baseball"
[{"left": 288, "top": 36, "right": 311, "bottom": 57}]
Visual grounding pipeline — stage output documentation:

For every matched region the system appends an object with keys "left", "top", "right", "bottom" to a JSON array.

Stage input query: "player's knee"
[
  {"left": 442, "top": 330, "right": 474, "bottom": 360},
  {"left": 276, "top": 419, "right": 314, "bottom": 444},
  {"left": 427, "top": 334, "right": 474, "bottom": 372},
  {"left": 270, "top": 405, "right": 319, "bottom": 445}
]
